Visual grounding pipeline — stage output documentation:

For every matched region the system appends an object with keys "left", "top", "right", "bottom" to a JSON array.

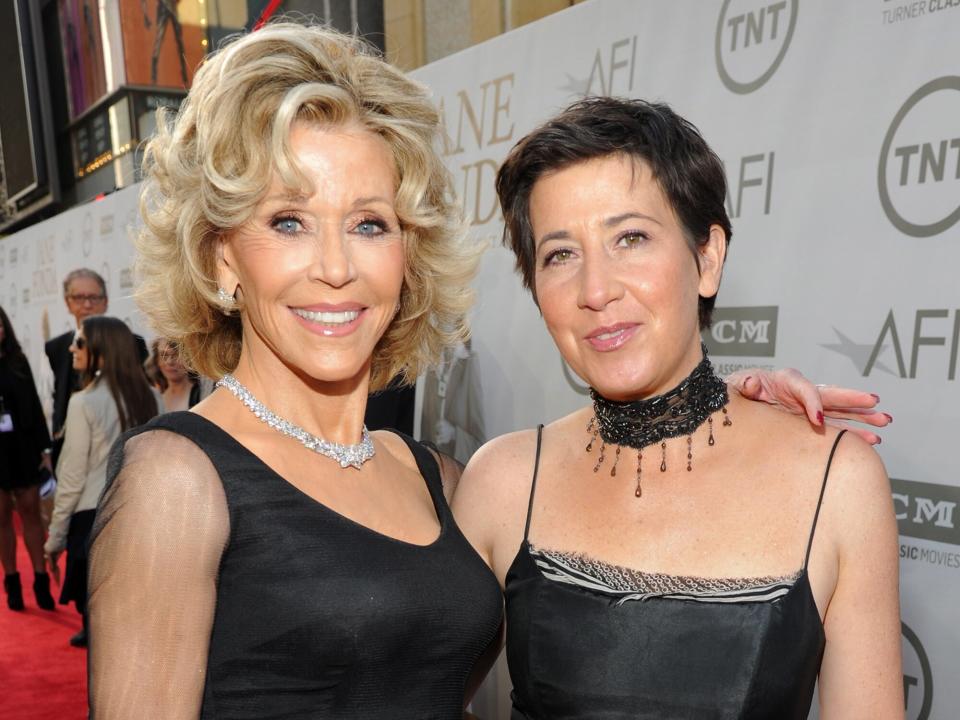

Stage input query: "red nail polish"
[
  {"left": 884, "top": 413, "right": 893, "bottom": 424},
  {"left": 871, "top": 393, "right": 880, "bottom": 402},
  {"left": 816, "top": 411, "right": 824, "bottom": 424}
]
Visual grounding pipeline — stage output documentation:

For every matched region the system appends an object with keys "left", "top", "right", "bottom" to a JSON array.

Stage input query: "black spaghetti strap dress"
[{"left": 505, "top": 427, "right": 846, "bottom": 720}]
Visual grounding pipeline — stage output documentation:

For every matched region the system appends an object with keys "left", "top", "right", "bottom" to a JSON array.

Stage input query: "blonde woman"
[{"left": 88, "top": 24, "right": 884, "bottom": 719}]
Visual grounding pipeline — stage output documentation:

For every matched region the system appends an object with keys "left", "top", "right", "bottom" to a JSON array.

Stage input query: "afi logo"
[
  {"left": 878, "top": 76, "right": 960, "bottom": 237},
  {"left": 715, "top": 0, "right": 798, "bottom": 94},
  {"left": 823, "top": 309, "right": 960, "bottom": 380},
  {"left": 702, "top": 307, "right": 778, "bottom": 357}
]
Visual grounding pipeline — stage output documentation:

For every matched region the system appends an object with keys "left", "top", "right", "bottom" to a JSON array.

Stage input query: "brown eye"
[
  {"left": 617, "top": 231, "right": 648, "bottom": 248},
  {"left": 543, "top": 248, "right": 574, "bottom": 267}
]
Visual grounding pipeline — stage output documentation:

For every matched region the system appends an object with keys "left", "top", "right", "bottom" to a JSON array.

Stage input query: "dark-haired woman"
[
  {"left": 454, "top": 97, "right": 901, "bottom": 719},
  {"left": 0, "top": 305, "right": 56, "bottom": 612},
  {"left": 45, "top": 316, "right": 160, "bottom": 645},
  {"left": 146, "top": 337, "right": 204, "bottom": 412}
]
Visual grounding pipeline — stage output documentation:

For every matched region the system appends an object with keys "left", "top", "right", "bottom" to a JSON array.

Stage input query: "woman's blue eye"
[
  {"left": 272, "top": 216, "right": 303, "bottom": 234},
  {"left": 356, "top": 219, "right": 386, "bottom": 235}
]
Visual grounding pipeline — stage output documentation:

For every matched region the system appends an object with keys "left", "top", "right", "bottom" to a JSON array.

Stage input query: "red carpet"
[{"left": 0, "top": 517, "right": 86, "bottom": 720}]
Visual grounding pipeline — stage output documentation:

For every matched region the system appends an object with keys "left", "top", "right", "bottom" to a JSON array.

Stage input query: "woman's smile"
[
  {"left": 584, "top": 322, "right": 641, "bottom": 352},
  {"left": 291, "top": 303, "right": 367, "bottom": 337}
]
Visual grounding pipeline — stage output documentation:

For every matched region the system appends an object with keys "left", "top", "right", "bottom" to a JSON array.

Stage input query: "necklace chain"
[{"left": 217, "top": 374, "right": 375, "bottom": 469}]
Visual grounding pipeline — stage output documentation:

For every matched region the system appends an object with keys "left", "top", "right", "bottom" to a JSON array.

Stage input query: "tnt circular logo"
[
  {"left": 902, "top": 621, "right": 933, "bottom": 720},
  {"left": 715, "top": 0, "right": 798, "bottom": 94},
  {"left": 879, "top": 77, "right": 960, "bottom": 238}
]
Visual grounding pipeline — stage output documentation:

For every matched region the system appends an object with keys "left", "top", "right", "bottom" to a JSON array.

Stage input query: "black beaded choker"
[{"left": 586, "top": 347, "right": 730, "bottom": 498}]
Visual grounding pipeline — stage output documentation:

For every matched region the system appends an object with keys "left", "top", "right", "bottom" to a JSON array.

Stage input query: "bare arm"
[
  {"left": 817, "top": 435, "right": 903, "bottom": 718},
  {"left": 88, "top": 430, "right": 229, "bottom": 719}
]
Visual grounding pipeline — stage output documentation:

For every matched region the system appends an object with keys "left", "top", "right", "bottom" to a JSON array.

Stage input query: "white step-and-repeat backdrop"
[{"left": 1, "top": 2, "right": 956, "bottom": 718}]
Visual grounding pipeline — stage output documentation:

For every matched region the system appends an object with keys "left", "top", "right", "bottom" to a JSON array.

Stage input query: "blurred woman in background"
[
  {"left": 45, "top": 316, "right": 160, "bottom": 646},
  {"left": 0, "top": 305, "right": 55, "bottom": 612},
  {"left": 146, "top": 337, "right": 203, "bottom": 411}
]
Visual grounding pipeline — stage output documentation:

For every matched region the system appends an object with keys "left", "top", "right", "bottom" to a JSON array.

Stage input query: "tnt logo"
[
  {"left": 901, "top": 622, "right": 933, "bottom": 720},
  {"left": 715, "top": 0, "right": 798, "bottom": 94},
  {"left": 702, "top": 306, "right": 778, "bottom": 357},
  {"left": 879, "top": 76, "right": 960, "bottom": 237}
]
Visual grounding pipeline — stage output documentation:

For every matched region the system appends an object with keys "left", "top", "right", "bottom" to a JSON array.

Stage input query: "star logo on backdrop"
[
  {"left": 820, "top": 328, "right": 895, "bottom": 376},
  {"left": 558, "top": 72, "right": 590, "bottom": 98}
]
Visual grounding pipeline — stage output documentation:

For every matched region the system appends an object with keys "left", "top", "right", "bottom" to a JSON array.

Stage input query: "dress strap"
[
  {"left": 522, "top": 425, "right": 545, "bottom": 542},
  {"left": 804, "top": 429, "right": 847, "bottom": 569}
]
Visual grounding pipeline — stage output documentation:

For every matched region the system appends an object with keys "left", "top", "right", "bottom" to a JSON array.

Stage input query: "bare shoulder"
[
  {"left": 458, "top": 427, "right": 542, "bottom": 502},
  {"left": 452, "top": 427, "right": 543, "bottom": 574},
  {"left": 817, "top": 429, "right": 893, "bottom": 542}
]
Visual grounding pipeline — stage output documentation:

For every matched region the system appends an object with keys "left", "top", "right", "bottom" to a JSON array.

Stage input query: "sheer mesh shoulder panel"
[
  {"left": 421, "top": 442, "right": 465, "bottom": 502},
  {"left": 88, "top": 429, "right": 229, "bottom": 719}
]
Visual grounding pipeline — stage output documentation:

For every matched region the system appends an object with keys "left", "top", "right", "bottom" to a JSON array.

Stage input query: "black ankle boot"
[
  {"left": 33, "top": 571, "right": 55, "bottom": 611},
  {"left": 4, "top": 572, "right": 24, "bottom": 611}
]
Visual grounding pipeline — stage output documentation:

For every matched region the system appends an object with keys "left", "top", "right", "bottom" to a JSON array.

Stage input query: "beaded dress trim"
[{"left": 529, "top": 544, "right": 801, "bottom": 605}]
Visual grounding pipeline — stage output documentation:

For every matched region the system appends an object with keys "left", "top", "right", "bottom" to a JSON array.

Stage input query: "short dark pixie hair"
[{"left": 495, "top": 96, "right": 732, "bottom": 329}]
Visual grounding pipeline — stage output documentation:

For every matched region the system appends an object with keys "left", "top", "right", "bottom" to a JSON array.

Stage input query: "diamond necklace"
[
  {"left": 217, "top": 373, "right": 375, "bottom": 469},
  {"left": 586, "top": 346, "right": 729, "bottom": 498}
]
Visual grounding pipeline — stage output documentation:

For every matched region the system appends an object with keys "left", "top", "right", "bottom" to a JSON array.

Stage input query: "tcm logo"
[
  {"left": 702, "top": 306, "right": 777, "bottom": 357},
  {"left": 878, "top": 76, "right": 960, "bottom": 237},
  {"left": 901, "top": 622, "right": 933, "bottom": 720},
  {"left": 891, "top": 478, "right": 960, "bottom": 546},
  {"left": 715, "top": 0, "right": 798, "bottom": 94},
  {"left": 823, "top": 309, "right": 959, "bottom": 380}
]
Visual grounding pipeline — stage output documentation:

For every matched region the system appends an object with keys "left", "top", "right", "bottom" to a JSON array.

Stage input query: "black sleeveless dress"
[
  {"left": 505, "top": 428, "right": 846, "bottom": 720},
  {"left": 112, "top": 412, "right": 503, "bottom": 719}
]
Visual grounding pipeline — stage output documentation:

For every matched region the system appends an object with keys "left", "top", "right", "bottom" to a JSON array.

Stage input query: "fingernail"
[
  {"left": 816, "top": 411, "right": 824, "bottom": 424},
  {"left": 884, "top": 413, "right": 893, "bottom": 424},
  {"left": 871, "top": 393, "right": 880, "bottom": 402},
  {"left": 745, "top": 376, "right": 752, "bottom": 384},
  {"left": 876, "top": 436, "right": 882, "bottom": 445}
]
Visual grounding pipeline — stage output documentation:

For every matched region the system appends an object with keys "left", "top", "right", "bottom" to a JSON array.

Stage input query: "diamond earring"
[{"left": 217, "top": 287, "right": 236, "bottom": 310}]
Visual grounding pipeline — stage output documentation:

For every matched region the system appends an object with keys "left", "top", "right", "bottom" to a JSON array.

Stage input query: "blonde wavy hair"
[{"left": 136, "top": 22, "right": 478, "bottom": 390}]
